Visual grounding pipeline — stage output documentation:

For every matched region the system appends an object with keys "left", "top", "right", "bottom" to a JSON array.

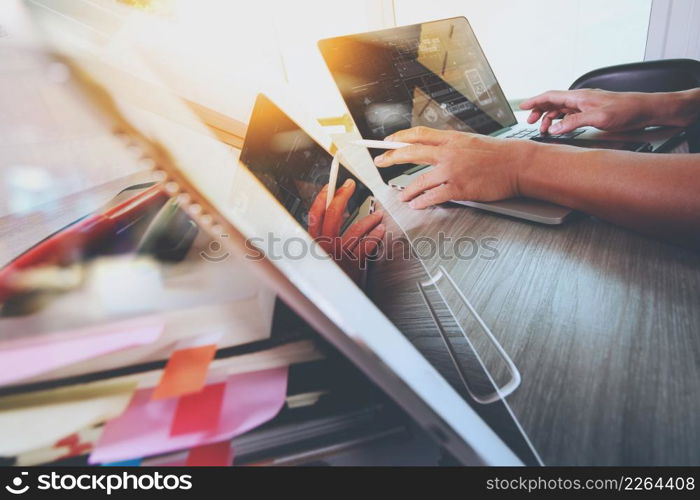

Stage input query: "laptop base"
[{"left": 389, "top": 168, "right": 574, "bottom": 225}]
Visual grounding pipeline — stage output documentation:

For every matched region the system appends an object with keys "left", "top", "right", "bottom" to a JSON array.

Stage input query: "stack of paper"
[{"left": 0, "top": 231, "right": 324, "bottom": 466}]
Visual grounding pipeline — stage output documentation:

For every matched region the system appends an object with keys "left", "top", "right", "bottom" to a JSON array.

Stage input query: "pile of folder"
[{"left": 0, "top": 182, "right": 400, "bottom": 466}]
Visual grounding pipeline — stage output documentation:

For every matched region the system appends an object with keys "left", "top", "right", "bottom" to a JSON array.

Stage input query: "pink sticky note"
[
  {"left": 0, "top": 319, "right": 163, "bottom": 385},
  {"left": 186, "top": 441, "right": 233, "bottom": 466},
  {"left": 89, "top": 367, "right": 288, "bottom": 464},
  {"left": 170, "top": 383, "right": 225, "bottom": 436}
]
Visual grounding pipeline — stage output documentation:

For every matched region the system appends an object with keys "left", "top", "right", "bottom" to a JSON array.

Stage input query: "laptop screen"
[{"left": 319, "top": 17, "right": 517, "bottom": 182}]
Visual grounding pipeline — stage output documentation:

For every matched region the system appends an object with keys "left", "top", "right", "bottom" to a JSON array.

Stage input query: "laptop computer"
[{"left": 318, "top": 17, "right": 684, "bottom": 225}]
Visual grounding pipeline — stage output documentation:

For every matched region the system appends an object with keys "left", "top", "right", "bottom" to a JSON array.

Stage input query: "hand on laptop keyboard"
[
  {"left": 504, "top": 128, "right": 585, "bottom": 140},
  {"left": 374, "top": 127, "right": 526, "bottom": 209},
  {"left": 518, "top": 88, "right": 698, "bottom": 134}
]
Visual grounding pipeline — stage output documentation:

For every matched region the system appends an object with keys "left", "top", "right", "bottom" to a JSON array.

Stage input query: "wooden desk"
[{"left": 336, "top": 133, "right": 700, "bottom": 465}]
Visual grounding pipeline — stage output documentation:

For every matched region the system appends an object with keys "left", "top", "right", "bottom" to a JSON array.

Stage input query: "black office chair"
[{"left": 569, "top": 58, "right": 700, "bottom": 152}]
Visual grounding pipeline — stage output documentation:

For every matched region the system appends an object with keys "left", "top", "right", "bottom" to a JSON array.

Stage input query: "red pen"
[{"left": 0, "top": 184, "right": 167, "bottom": 302}]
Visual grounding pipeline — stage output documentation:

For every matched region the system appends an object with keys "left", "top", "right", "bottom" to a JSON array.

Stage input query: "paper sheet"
[
  {"left": 28, "top": 294, "right": 276, "bottom": 385},
  {"left": 89, "top": 367, "right": 288, "bottom": 464},
  {"left": 0, "top": 319, "right": 163, "bottom": 386},
  {"left": 0, "top": 381, "right": 136, "bottom": 456},
  {"left": 15, "top": 425, "right": 104, "bottom": 466}
]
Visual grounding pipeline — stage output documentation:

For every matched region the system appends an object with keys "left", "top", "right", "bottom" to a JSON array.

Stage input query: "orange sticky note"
[{"left": 152, "top": 345, "right": 217, "bottom": 400}]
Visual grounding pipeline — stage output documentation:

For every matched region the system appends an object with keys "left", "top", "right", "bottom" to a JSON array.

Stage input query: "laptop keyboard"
[{"left": 504, "top": 128, "right": 585, "bottom": 140}]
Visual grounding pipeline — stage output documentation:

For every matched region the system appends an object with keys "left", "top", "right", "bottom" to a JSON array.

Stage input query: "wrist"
[
  {"left": 512, "top": 139, "right": 540, "bottom": 198},
  {"left": 652, "top": 90, "right": 700, "bottom": 127},
  {"left": 515, "top": 140, "right": 595, "bottom": 209}
]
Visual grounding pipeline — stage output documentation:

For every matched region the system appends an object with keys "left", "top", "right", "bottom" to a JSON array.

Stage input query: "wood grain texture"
[
  {"left": 383, "top": 191, "right": 700, "bottom": 465},
  {"left": 331, "top": 132, "right": 700, "bottom": 465},
  {"left": 366, "top": 201, "right": 541, "bottom": 465}
]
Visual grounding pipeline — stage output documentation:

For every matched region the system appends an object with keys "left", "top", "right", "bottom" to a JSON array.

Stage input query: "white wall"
[
  {"left": 34, "top": 0, "right": 661, "bottom": 124},
  {"left": 646, "top": 0, "right": 700, "bottom": 60},
  {"left": 394, "top": 0, "right": 653, "bottom": 100}
]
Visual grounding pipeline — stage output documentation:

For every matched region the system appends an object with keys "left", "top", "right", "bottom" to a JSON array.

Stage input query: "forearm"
[
  {"left": 518, "top": 142, "right": 700, "bottom": 246},
  {"left": 643, "top": 88, "right": 700, "bottom": 127}
]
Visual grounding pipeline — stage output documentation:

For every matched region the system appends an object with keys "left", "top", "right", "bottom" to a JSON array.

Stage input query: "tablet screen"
[{"left": 241, "top": 95, "right": 373, "bottom": 234}]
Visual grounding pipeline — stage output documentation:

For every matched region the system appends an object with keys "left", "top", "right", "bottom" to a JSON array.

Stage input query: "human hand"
[
  {"left": 518, "top": 88, "right": 665, "bottom": 135},
  {"left": 308, "top": 179, "right": 385, "bottom": 282},
  {"left": 373, "top": 127, "right": 534, "bottom": 209}
]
